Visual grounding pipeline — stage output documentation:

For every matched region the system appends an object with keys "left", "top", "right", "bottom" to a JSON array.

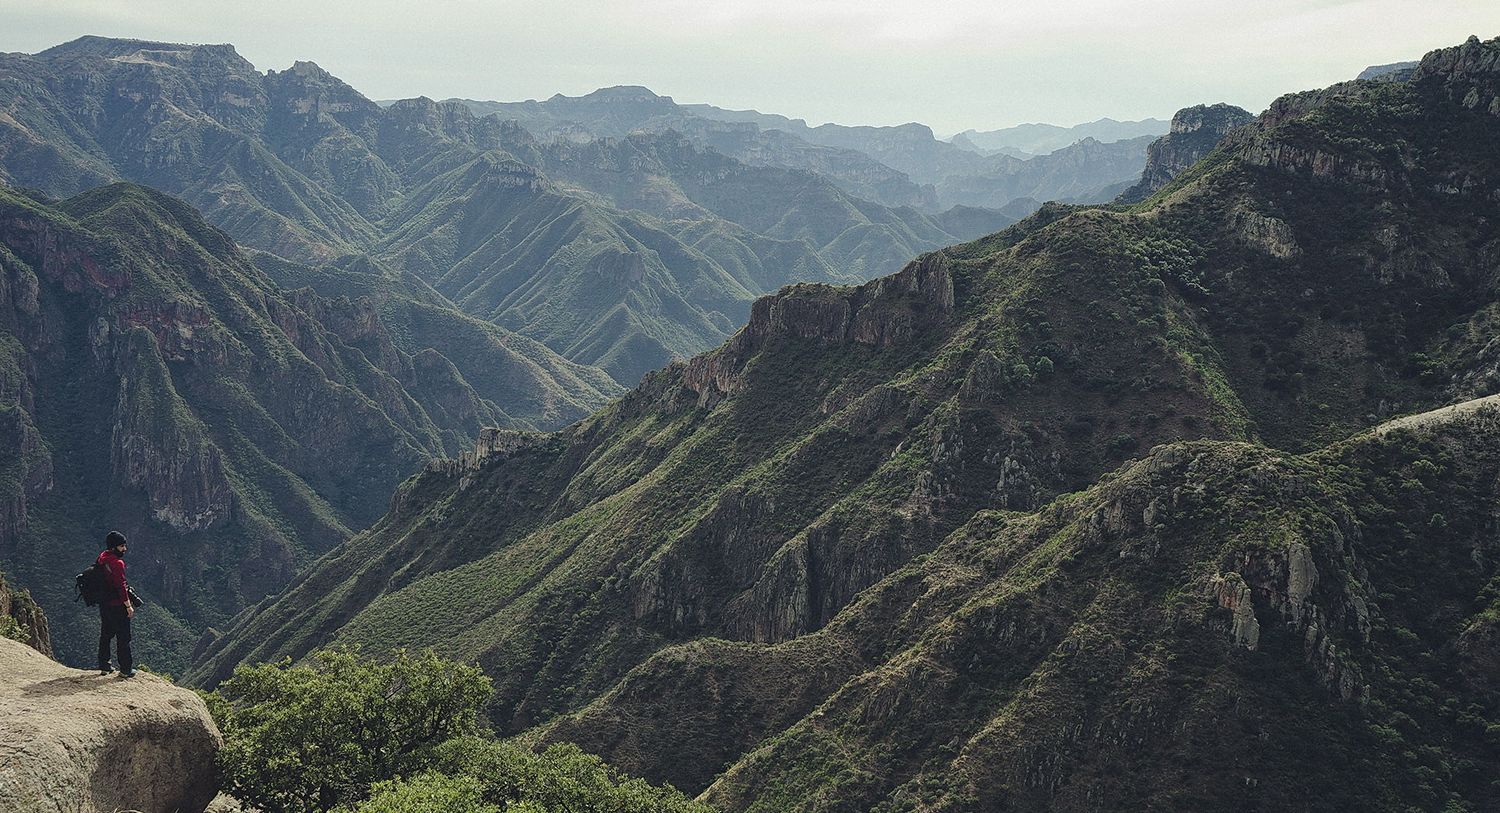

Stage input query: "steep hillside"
[
  {"left": 0, "top": 182, "right": 616, "bottom": 670},
  {"left": 0, "top": 38, "right": 377, "bottom": 261},
  {"left": 250, "top": 252, "right": 623, "bottom": 424},
  {"left": 192, "top": 35, "right": 1500, "bottom": 810},
  {"left": 623, "top": 395, "right": 1500, "bottom": 812}
]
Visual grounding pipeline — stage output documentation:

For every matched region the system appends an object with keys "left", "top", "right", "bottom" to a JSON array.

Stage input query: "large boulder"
[{"left": 0, "top": 636, "right": 221, "bottom": 813}]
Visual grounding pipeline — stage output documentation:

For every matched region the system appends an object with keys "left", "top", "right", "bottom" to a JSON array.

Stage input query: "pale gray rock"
[{"left": 0, "top": 637, "right": 221, "bottom": 813}]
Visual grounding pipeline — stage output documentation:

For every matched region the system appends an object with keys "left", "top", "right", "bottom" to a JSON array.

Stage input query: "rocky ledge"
[{"left": 0, "top": 637, "right": 221, "bottom": 813}]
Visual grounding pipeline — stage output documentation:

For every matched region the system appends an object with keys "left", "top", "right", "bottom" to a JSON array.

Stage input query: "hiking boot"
[
  {"left": 99, "top": 665, "right": 114, "bottom": 675},
  {"left": 118, "top": 669, "right": 136, "bottom": 678}
]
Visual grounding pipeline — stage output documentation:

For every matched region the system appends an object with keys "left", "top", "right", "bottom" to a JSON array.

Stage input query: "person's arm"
[{"left": 107, "top": 559, "right": 130, "bottom": 608}]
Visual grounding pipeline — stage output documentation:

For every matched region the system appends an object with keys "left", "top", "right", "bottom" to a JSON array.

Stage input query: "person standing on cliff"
[{"left": 97, "top": 531, "right": 135, "bottom": 677}]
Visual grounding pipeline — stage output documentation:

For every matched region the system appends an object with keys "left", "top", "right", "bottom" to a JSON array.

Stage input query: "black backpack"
[{"left": 75, "top": 563, "right": 111, "bottom": 606}]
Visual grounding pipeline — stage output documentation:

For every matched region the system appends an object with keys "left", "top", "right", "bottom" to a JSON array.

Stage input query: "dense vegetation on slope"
[
  {"left": 684, "top": 396, "right": 1500, "bottom": 811},
  {"left": 207, "top": 647, "right": 708, "bottom": 813},
  {"left": 195, "top": 34, "right": 1500, "bottom": 810},
  {"left": 0, "top": 182, "right": 617, "bottom": 670},
  {"left": 0, "top": 39, "right": 1012, "bottom": 382}
]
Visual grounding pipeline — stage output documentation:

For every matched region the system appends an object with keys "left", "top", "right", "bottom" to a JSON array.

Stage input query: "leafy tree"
[
  {"left": 355, "top": 772, "right": 500, "bottom": 813},
  {"left": 0, "top": 614, "right": 30, "bottom": 644},
  {"left": 348, "top": 740, "right": 716, "bottom": 813},
  {"left": 421, "top": 736, "right": 715, "bottom": 813},
  {"left": 206, "top": 648, "right": 492, "bottom": 813}
]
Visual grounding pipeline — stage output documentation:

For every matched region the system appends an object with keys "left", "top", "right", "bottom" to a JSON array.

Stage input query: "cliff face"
[
  {"left": 1417, "top": 34, "right": 1500, "bottom": 113},
  {"left": 0, "top": 636, "right": 221, "bottom": 813},
  {"left": 1115, "top": 103, "right": 1253, "bottom": 203}
]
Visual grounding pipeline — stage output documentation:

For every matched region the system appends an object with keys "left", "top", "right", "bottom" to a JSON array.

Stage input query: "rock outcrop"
[
  {"left": 1417, "top": 35, "right": 1500, "bottom": 116},
  {"left": 0, "top": 568, "right": 50, "bottom": 657},
  {"left": 1115, "top": 103, "right": 1253, "bottom": 203},
  {"left": 0, "top": 637, "right": 221, "bottom": 813},
  {"left": 678, "top": 252, "right": 955, "bottom": 407}
]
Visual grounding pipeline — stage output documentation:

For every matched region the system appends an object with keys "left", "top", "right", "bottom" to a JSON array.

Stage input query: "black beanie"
[{"left": 104, "top": 530, "right": 127, "bottom": 550}]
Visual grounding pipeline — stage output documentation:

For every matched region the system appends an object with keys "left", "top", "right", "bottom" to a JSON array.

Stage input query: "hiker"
[{"left": 96, "top": 531, "right": 135, "bottom": 677}]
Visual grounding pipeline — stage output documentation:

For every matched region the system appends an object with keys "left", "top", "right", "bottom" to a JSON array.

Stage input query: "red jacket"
[{"left": 96, "top": 549, "right": 129, "bottom": 608}]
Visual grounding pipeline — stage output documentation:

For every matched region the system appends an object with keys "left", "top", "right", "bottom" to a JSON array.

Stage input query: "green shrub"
[
  {"left": 207, "top": 649, "right": 710, "bottom": 813},
  {"left": 0, "top": 614, "right": 29, "bottom": 644},
  {"left": 206, "top": 648, "right": 492, "bottom": 813}
]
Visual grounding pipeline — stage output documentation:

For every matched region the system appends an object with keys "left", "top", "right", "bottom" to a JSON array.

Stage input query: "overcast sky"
[{"left": 7, "top": 1, "right": 1499, "bottom": 134}]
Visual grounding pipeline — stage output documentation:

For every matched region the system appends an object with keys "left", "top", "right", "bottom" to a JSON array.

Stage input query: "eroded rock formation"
[{"left": 1115, "top": 103, "right": 1253, "bottom": 203}]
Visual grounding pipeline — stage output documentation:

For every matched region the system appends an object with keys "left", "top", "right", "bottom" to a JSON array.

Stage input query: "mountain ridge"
[
  {"left": 0, "top": 38, "right": 1016, "bottom": 382},
  {"left": 445, "top": 88, "right": 1157, "bottom": 211}
]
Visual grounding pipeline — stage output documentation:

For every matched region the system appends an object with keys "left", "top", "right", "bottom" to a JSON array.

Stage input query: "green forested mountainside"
[
  {"left": 248, "top": 251, "right": 623, "bottom": 423},
  {"left": 0, "top": 181, "right": 617, "bottom": 671},
  {"left": 192, "top": 35, "right": 1500, "bottom": 811},
  {"left": 0, "top": 38, "right": 1003, "bottom": 382}
]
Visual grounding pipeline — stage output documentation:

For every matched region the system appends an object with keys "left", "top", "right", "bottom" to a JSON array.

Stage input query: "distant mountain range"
[
  {"left": 950, "top": 116, "right": 1170, "bottom": 157},
  {"left": 1358, "top": 60, "right": 1421, "bottom": 81},
  {"left": 442, "top": 86, "right": 1158, "bottom": 210},
  {"left": 0, "top": 38, "right": 1029, "bottom": 386}
]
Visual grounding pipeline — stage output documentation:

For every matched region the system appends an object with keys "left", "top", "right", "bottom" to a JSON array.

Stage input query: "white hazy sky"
[{"left": 7, "top": 1, "right": 1499, "bottom": 134}]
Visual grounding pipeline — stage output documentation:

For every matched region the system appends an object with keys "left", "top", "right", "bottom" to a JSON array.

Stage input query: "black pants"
[{"left": 98, "top": 604, "right": 132, "bottom": 672}]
